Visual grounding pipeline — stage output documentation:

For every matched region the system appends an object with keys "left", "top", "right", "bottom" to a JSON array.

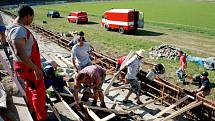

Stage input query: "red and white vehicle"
[
  {"left": 67, "top": 11, "right": 88, "bottom": 24},
  {"left": 101, "top": 9, "right": 144, "bottom": 34}
]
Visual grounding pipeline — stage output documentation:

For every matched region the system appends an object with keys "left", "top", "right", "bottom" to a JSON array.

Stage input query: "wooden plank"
[
  {"left": 162, "top": 101, "right": 202, "bottom": 121},
  {"left": 12, "top": 96, "right": 33, "bottom": 121},
  {"left": 103, "top": 72, "right": 119, "bottom": 95},
  {"left": 83, "top": 105, "right": 127, "bottom": 114},
  {"left": 59, "top": 93, "right": 73, "bottom": 97},
  {"left": 119, "top": 50, "right": 135, "bottom": 71},
  {"left": 153, "top": 79, "right": 179, "bottom": 92},
  {"left": 152, "top": 95, "right": 189, "bottom": 119},
  {"left": 86, "top": 107, "right": 101, "bottom": 121},
  {"left": 103, "top": 51, "right": 135, "bottom": 95},
  {"left": 46, "top": 94, "right": 62, "bottom": 121},
  {"left": 126, "top": 95, "right": 168, "bottom": 111},
  {"left": 64, "top": 86, "right": 74, "bottom": 96},
  {"left": 86, "top": 107, "right": 116, "bottom": 121},
  {"left": 53, "top": 88, "right": 83, "bottom": 121},
  {"left": 101, "top": 113, "right": 116, "bottom": 121}
]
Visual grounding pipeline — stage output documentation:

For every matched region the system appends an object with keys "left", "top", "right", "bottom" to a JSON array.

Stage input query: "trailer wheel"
[{"left": 119, "top": 27, "right": 125, "bottom": 34}]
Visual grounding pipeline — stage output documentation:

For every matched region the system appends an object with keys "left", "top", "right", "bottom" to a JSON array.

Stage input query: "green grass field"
[
  {"left": 34, "top": 0, "right": 215, "bottom": 36},
  {"left": 26, "top": 0, "right": 215, "bottom": 100}
]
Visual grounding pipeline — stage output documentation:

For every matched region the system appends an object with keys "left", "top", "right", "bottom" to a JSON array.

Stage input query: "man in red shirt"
[
  {"left": 73, "top": 65, "right": 106, "bottom": 110},
  {"left": 176, "top": 50, "right": 187, "bottom": 83}
]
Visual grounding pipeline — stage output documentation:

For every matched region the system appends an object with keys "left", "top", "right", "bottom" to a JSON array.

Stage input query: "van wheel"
[
  {"left": 119, "top": 27, "right": 125, "bottom": 34},
  {"left": 104, "top": 24, "right": 109, "bottom": 31}
]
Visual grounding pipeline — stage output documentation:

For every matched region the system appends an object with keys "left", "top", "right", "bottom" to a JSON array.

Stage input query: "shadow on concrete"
[
  {"left": 106, "top": 93, "right": 121, "bottom": 102},
  {"left": 104, "top": 77, "right": 112, "bottom": 83}
]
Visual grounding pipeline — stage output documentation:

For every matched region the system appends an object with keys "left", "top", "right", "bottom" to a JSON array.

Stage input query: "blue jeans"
[{"left": 176, "top": 69, "right": 185, "bottom": 81}]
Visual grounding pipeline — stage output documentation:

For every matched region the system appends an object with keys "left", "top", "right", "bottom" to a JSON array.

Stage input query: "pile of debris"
[{"left": 149, "top": 45, "right": 180, "bottom": 59}]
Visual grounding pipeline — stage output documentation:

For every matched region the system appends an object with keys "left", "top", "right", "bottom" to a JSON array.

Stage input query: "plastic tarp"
[
  {"left": 187, "top": 55, "right": 205, "bottom": 67},
  {"left": 187, "top": 56, "right": 215, "bottom": 70}
]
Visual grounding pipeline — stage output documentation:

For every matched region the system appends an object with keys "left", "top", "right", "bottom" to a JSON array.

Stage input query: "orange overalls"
[{"left": 13, "top": 27, "right": 47, "bottom": 121}]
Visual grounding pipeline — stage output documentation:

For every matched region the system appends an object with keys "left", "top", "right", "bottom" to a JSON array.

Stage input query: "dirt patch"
[{"left": 131, "top": 27, "right": 215, "bottom": 57}]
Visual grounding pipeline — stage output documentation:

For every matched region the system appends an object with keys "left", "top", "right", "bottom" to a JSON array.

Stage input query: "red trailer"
[
  {"left": 101, "top": 9, "right": 144, "bottom": 34},
  {"left": 67, "top": 11, "right": 88, "bottom": 24}
]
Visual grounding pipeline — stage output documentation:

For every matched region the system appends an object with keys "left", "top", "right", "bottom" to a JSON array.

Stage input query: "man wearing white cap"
[{"left": 119, "top": 49, "right": 155, "bottom": 104}]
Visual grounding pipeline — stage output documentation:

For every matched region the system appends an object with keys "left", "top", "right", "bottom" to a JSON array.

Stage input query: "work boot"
[
  {"left": 100, "top": 102, "right": 107, "bottom": 108},
  {"left": 91, "top": 101, "right": 97, "bottom": 106}
]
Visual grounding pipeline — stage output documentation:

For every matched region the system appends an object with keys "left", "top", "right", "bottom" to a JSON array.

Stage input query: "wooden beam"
[
  {"left": 152, "top": 95, "right": 189, "bottom": 119},
  {"left": 101, "top": 113, "right": 116, "bottom": 121},
  {"left": 86, "top": 107, "right": 101, "bottom": 121},
  {"left": 83, "top": 105, "right": 128, "bottom": 114},
  {"left": 85, "top": 107, "right": 116, "bottom": 121},
  {"left": 103, "top": 73, "right": 119, "bottom": 95},
  {"left": 153, "top": 79, "right": 179, "bottom": 92},
  {"left": 162, "top": 101, "right": 202, "bottom": 121},
  {"left": 64, "top": 86, "right": 74, "bottom": 96},
  {"left": 53, "top": 88, "right": 83, "bottom": 121},
  {"left": 12, "top": 96, "right": 34, "bottom": 121},
  {"left": 126, "top": 95, "right": 168, "bottom": 111},
  {"left": 46, "top": 94, "right": 62, "bottom": 121},
  {"left": 59, "top": 93, "right": 73, "bottom": 97},
  {"left": 103, "top": 51, "right": 134, "bottom": 95},
  {"left": 119, "top": 50, "right": 135, "bottom": 71}
]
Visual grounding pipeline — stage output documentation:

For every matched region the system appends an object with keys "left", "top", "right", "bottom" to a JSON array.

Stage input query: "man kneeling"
[
  {"left": 73, "top": 65, "right": 107, "bottom": 110},
  {"left": 192, "top": 71, "right": 211, "bottom": 98}
]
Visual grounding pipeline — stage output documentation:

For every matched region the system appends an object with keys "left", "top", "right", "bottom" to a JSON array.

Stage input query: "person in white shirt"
[
  {"left": 71, "top": 36, "right": 93, "bottom": 72},
  {"left": 118, "top": 49, "right": 155, "bottom": 104}
]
